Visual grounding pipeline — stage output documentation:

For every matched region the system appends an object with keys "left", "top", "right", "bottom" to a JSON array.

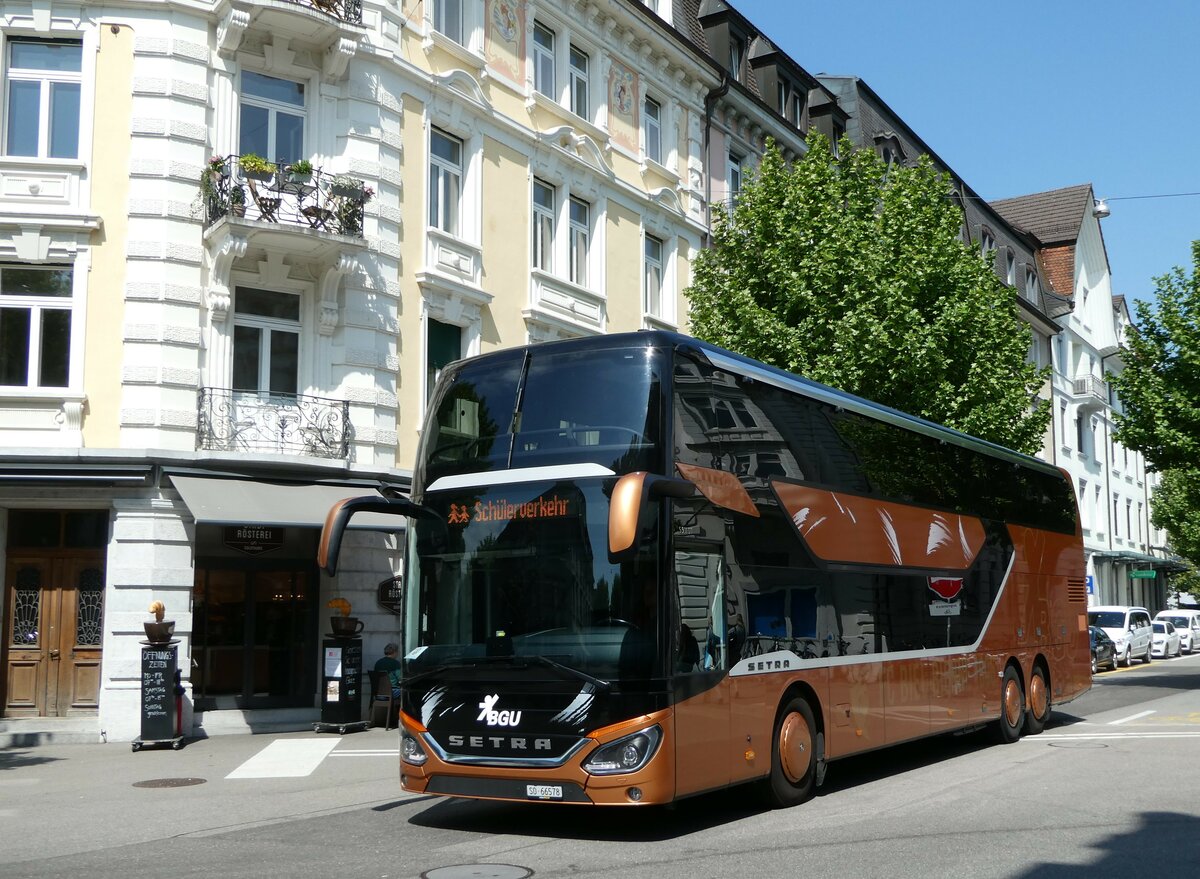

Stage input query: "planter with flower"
[
  {"left": 239, "top": 152, "right": 277, "bottom": 181},
  {"left": 200, "top": 155, "right": 232, "bottom": 222},
  {"left": 286, "top": 158, "right": 313, "bottom": 185},
  {"left": 327, "top": 597, "right": 363, "bottom": 638},
  {"left": 145, "top": 600, "right": 175, "bottom": 644},
  {"left": 329, "top": 174, "right": 365, "bottom": 198}
]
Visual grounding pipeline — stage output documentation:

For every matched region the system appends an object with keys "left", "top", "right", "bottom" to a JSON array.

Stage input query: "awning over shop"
[{"left": 168, "top": 476, "right": 406, "bottom": 530}]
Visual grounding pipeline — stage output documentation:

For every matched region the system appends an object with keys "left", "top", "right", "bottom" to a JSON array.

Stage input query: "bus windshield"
[
  {"left": 417, "top": 345, "right": 662, "bottom": 489},
  {"left": 404, "top": 479, "right": 662, "bottom": 682}
]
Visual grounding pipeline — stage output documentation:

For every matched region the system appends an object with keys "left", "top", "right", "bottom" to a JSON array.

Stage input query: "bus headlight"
[
  {"left": 401, "top": 732, "right": 428, "bottom": 766},
  {"left": 583, "top": 725, "right": 662, "bottom": 775}
]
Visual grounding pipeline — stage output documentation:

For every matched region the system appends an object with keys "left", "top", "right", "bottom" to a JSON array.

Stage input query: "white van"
[
  {"left": 1155, "top": 609, "right": 1200, "bottom": 654},
  {"left": 1087, "top": 605, "right": 1154, "bottom": 666}
]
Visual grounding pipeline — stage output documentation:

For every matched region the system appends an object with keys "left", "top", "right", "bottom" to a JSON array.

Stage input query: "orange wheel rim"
[
  {"left": 1004, "top": 678, "right": 1022, "bottom": 727},
  {"left": 1029, "top": 673, "right": 1048, "bottom": 719},
  {"left": 778, "top": 711, "right": 812, "bottom": 784}
]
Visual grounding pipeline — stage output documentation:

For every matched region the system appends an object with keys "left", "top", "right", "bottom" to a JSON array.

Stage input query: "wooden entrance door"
[{"left": 4, "top": 553, "right": 105, "bottom": 717}]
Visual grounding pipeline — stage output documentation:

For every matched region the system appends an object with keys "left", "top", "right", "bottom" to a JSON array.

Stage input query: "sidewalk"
[{"left": 0, "top": 725, "right": 414, "bottom": 868}]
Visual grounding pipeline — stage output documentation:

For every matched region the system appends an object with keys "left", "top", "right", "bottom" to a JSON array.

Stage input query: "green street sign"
[{"left": 1129, "top": 569, "right": 1157, "bottom": 579}]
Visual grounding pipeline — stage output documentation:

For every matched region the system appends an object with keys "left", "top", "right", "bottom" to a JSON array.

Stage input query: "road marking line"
[
  {"left": 1109, "top": 710, "right": 1155, "bottom": 725},
  {"left": 226, "top": 738, "right": 341, "bottom": 779},
  {"left": 1027, "top": 732, "right": 1200, "bottom": 740}
]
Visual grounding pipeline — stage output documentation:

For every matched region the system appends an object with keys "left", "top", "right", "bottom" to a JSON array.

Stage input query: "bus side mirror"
[
  {"left": 319, "top": 494, "right": 440, "bottom": 576},
  {"left": 607, "top": 471, "right": 695, "bottom": 563}
]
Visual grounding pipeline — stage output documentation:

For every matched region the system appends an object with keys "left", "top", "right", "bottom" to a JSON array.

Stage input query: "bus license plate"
[{"left": 526, "top": 784, "right": 562, "bottom": 800}]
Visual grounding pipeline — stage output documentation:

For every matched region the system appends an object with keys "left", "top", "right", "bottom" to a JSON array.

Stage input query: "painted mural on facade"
[
  {"left": 485, "top": 0, "right": 525, "bottom": 84},
  {"left": 608, "top": 58, "right": 639, "bottom": 153}
]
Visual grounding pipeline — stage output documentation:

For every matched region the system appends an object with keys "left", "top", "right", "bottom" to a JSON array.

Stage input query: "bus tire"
[
  {"left": 994, "top": 665, "right": 1024, "bottom": 744},
  {"left": 1023, "top": 663, "right": 1050, "bottom": 736},
  {"left": 762, "top": 696, "right": 817, "bottom": 808}
]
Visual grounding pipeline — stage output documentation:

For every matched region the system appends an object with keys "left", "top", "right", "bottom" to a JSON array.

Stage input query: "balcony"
[
  {"left": 216, "top": 0, "right": 366, "bottom": 78},
  {"left": 198, "top": 388, "right": 351, "bottom": 459},
  {"left": 201, "top": 155, "right": 371, "bottom": 239},
  {"left": 1071, "top": 374, "right": 1109, "bottom": 410}
]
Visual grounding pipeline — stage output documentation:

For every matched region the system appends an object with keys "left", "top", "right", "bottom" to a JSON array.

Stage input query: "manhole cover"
[
  {"left": 422, "top": 866, "right": 531, "bottom": 879},
  {"left": 132, "top": 777, "right": 208, "bottom": 788}
]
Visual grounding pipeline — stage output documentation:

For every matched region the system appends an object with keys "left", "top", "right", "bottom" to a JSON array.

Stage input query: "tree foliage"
[
  {"left": 1147, "top": 468, "right": 1200, "bottom": 562},
  {"left": 686, "top": 133, "right": 1049, "bottom": 454},
  {"left": 1109, "top": 243, "right": 1200, "bottom": 571},
  {"left": 1110, "top": 241, "right": 1200, "bottom": 473}
]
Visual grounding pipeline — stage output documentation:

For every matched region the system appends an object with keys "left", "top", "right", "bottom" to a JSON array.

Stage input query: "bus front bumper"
[{"left": 399, "top": 709, "right": 675, "bottom": 806}]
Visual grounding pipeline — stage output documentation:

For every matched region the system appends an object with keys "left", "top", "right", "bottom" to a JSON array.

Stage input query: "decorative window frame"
[
  {"left": 422, "top": 0, "right": 486, "bottom": 72},
  {"left": 417, "top": 279, "right": 489, "bottom": 420},
  {"left": 235, "top": 67, "right": 310, "bottom": 164},
  {"left": 524, "top": 12, "right": 603, "bottom": 130}
]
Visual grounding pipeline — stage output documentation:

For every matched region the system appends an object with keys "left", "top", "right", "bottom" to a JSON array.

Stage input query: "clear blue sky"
[{"left": 734, "top": 0, "right": 1200, "bottom": 309}]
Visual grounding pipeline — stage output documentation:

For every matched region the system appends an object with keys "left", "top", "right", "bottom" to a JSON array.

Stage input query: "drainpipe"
[{"left": 702, "top": 75, "right": 730, "bottom": 249}]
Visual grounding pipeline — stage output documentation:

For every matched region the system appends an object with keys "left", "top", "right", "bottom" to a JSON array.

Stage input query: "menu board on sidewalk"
[{"left": 140, "top": 645, "right": 177, "bottom": 741}]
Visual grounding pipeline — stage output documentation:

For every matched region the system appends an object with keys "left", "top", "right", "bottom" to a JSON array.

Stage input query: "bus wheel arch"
[
  {"left": 1023, "top": 656, "right": 1051, "bottom": 736},
  {"left": 994, "top": 661, "right": 1025, "bottom": 744},
  {"left": 761, "top": 686, "right": 823, "bottom": 808}
]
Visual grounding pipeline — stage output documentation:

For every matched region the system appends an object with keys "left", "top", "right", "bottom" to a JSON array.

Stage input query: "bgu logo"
[
  {"left": 928, "top": 577, "right": 964, "bottom": 601},
  {"left": 477, "top": 693, "right": 522, "bottom": 727}
]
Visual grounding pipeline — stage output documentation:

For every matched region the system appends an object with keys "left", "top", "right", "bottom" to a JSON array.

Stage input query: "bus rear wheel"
[
  {"left": 1023, "top": 664, "right": 1050, "bottom": 736},
  {"left": 762, "top": 696, "right": 817, "bottom": 807},
  {"left": 994, "top": 665, "right": 1024, "bottom": 744}
]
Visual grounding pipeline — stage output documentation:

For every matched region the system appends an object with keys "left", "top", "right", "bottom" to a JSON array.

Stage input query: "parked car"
[
  {"left": 1151, "top": 620, "right": 1182, "bottom": 658},
  {"left": 1088, "top": 606, "right": 1154, "bottom": 666},
  {"left": 1089, "top": 625, "right": 1118, "bottom": 673},
  {"left": 1155, "top": 610, "right": 1200, "bottom": 654}
]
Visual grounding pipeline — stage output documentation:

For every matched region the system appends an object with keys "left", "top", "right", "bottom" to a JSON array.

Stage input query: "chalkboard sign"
[{"left": 140, "top": 644, "right": 177, "bottom": 742}]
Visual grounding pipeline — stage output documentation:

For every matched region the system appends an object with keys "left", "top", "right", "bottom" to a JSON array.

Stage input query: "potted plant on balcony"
[
  {"left": 199, "top": 155, "right": 231, "bottom": 221},
  {"left": 229, "top": 183, "right": 246, "bottom": 218},
  {"left": 286, "top": 159, "right": 313, "bottom": 185},
  {"left": 334, "top": 185, "right": 373, "bottom": 236},
  {"left": 240, "top": 152, "right": 277, "bottom": 181},
  {"left": 329, "top": 173, "right": 365, "bottom": 198}
]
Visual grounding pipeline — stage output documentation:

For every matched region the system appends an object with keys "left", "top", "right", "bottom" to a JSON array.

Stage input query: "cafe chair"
[{"left": 368, "top": 670, "right": 397, "bottom": 730}]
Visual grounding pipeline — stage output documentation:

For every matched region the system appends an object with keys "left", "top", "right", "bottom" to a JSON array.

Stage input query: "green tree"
[
  {"left": 1110, "top": 241, "right": 1200, "bottom": 473},
  {"left": 686, "top": 133, "right": 1049, "bottom": 454},
  {"left": 1147, "top": 469, "right": 1200, "bottom": 562}
]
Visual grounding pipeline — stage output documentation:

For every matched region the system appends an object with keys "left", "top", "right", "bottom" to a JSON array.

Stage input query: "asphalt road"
[{"left": 3, "top": 653, "right": 1199, "bottom": 879}]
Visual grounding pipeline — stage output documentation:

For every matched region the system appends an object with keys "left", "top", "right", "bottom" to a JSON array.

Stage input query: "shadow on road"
[
  {"left": 0, "top": 749, "right": 61, "bottom": 771},
  {"left": 407, "top": 723, "right": 1036, "bottom": 839},
  {"left": 1014, "top": 811, "right": 1200, "bottom": 878}
]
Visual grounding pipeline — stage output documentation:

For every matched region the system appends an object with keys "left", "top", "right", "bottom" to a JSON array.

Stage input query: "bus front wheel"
[
  {"left": 762, "top": 696, "right": 817, "bottom": 807},
  {"left": 994, "top": 665, "right": 1024, "bottom": 744}
]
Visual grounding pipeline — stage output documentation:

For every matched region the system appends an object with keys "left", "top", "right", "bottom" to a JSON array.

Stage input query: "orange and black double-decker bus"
[{"left": 320, "top": 331, "right": 1090, "bottom": 807}]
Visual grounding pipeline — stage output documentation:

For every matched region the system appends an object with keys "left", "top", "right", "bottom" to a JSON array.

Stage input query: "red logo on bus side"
[{"left": 928, "top": 577, "right": 964, "bottom": 601}]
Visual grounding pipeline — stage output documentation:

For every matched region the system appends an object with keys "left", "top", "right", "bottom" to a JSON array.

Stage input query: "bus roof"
[{"left": 443, "top": 330, "right": 1064, "bottom": 481}]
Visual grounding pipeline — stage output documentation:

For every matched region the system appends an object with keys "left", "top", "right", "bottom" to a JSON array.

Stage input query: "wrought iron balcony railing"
[
  {"left": 198, "top": 387, "right": 351, "bottom": 459},
  {"left": 1071, "top": 374, "right": 1108, "bottom": 402},
  {"left": 200, "top": 155, "right": 372, "bottom": 238},
  {"left": 294, "top": 0, "right": 363, "bottom": 25}
]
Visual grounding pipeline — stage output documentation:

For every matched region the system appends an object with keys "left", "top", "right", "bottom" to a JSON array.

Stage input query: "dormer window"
[
  {"left": 980, "top": 229, "right": 995, "bottom": 258},
  {"left": 729, "top": 34, "right": 744, "bottom": 81},
  {"left": 1025, "top": 268, "right": 1040, "bottom": 303},
  {"left": 776, "top": 78, "right": 804, "bottom": 127}
]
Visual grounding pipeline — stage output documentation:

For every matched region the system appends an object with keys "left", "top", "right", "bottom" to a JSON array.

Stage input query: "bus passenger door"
[{"left": 672, "top": 548, "right": 731, "bottom": 798}]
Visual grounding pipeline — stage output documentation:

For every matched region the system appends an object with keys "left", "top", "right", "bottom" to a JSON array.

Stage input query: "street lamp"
[{"left": 1093, "top": 198, "right": 1110, "bottom": 219}]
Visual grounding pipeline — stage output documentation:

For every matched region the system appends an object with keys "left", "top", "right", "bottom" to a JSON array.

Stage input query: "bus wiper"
[{"left": 524, "top": 654, "right": 611, "bottom": 692}]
